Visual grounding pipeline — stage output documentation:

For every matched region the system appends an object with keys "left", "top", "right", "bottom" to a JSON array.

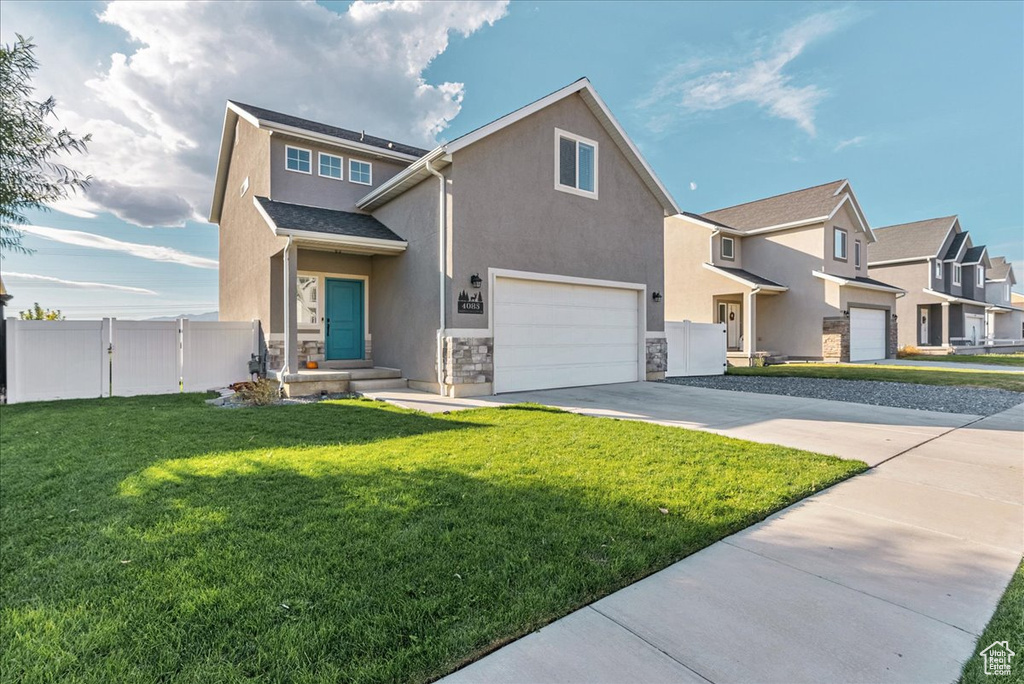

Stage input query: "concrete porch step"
[
  {"left": 348, "top": 367, "right": 402, "bottom": 380},
  {"left": 350, "top": 377, "right": 408, "bottom": 392},
  {"left": 320, "top": 359, "right": 374, "bottom": 369}
]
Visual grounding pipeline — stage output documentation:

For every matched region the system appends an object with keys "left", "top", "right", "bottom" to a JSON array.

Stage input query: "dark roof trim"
[{"left": 253, "top": 196, "right": 406, "bottom": 251}]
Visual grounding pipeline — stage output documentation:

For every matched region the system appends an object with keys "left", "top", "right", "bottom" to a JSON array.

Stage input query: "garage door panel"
[
  {"left": 493, "top": 276, "right": 641, "bottom": 393},
  {"left": 849, "top": 308, "right": 886, "bottom": 362}
]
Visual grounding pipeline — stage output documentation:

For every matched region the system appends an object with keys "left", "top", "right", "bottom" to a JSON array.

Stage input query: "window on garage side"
[
  {"left": 555, "top": 128, "right": 598, "bottom": 199},
  {"left": 721, "top": 236, "right": 735, "bottom": 260},
  {"left": 349, "top": 159, "right": 372, "bottom": 185}
]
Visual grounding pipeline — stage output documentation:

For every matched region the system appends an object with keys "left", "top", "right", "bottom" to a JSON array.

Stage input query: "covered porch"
[{"left": 703, "top": 264, "right": 789, "bottom": 366}]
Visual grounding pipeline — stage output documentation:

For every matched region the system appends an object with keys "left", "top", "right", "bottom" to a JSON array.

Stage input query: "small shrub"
[
  {"left": 232, "top": 378, "right": 279, "bottom": 406},
  {"left": 897, "top": 345, "right": 921, "bottom": 358},
  {"left": 752, "top": 355, "right": 767, "bottom": 368}
]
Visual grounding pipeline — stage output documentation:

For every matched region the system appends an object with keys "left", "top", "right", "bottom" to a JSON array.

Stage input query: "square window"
[
  {"left": 833, "top": 228, "right": 848, "bottom": 260},
  {"left": 297, "top": 275, "right": 318, "bottom": 326},
  {"left": 349, "top": 160, "right": 372, "bottom": 185},
  {"left": 555, "top": 129, "right": 598, "bottom": 198},
  {"left": 319, "top": 153, "right": 343, "bottom": 180},
  {"left": 286, "top": 146, "right": 311, "bottom": 174},
  {"left": 721, "top": 236, "right": 735, "bottom": 260}
]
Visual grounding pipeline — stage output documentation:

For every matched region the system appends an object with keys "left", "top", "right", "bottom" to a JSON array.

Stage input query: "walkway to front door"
[{"left": 325, "top": 278, "right": 364, "bottom": 360}]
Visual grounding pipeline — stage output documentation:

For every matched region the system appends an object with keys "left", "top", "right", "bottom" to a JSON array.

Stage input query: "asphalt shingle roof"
[
  {"left": 852, "top": 275, "right": 901, "bottom": 291},
  {"left": 963, "top": 245, "right": 987, "bottom": 263},
  {"left": 255, "top": 197, "right": 405, "bottom": 242},
  {"left": 943, "top": 231, "right": 969, "bottom": 260},
  {"left": 869, "top": 216, "right": 957, "bottom": 263},
  {"left": 714, "top": 266, "right": 786, "bottom": 288},
  {"left": 988, "top": 256, "right": 1012, "bottom": 281},
  {"left": 702, "top": 180, "right": 847, "bottom": 232},
  {"left": 231, "top": 101, "right": 431, "bottom": 158}
]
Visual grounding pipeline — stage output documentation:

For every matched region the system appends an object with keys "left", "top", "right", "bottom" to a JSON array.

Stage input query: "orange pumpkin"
[{"left": 306, "top": 360, "right": 319, "bottom": 369}]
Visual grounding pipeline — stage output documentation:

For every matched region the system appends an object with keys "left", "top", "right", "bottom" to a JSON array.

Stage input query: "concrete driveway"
[
  {"left": 437, "top": 401, "right": 1024, "bottom": 684},
  {"left": 364, "top": 381, "right": 983, "bottom": 466}
]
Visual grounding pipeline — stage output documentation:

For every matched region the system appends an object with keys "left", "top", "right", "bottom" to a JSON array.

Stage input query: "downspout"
[
  {"left": 280, "top": 234, "right": 294, "bottom": 387},
  {"left": 709, "top": 230, "right": 719, "bottom": 263},
  {"left": 425, "top": 159, "right": 446, "bottom": 396}
]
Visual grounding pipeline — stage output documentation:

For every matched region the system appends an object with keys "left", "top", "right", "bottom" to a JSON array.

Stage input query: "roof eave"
[
  {"left": 209, "top": 104, "right": 240, "bottom": 223},
  {"left": 702, "top": 263, "right": 788, "bottom": 291},
  {"left": 812, "top": 270, "right": 905, "bottom": 294}
]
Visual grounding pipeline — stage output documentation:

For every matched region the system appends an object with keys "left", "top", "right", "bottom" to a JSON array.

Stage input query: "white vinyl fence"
[
  {"left": 666, "top": 320, "right": 727, "bottom": 377},
  {"left": 5, "top": 318, "right": 258, "bottom": 404}
]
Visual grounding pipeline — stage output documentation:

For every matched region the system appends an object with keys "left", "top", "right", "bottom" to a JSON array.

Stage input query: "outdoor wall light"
[
  {"left": 842, "top": 309, "right": 850, "bottom": 318},
  {"left": 652, "top": 291, "right": 663, "bottom": 303},
  {"left": 470, "top": 273, "right": 482, "bottom": 289},
  {"left": 892, "top": 314, "right": 898, "bottom": 321}
]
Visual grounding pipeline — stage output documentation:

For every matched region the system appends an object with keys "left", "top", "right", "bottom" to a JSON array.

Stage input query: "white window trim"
[
  {"left": 1006, "top": 283, "right": 1011, "bottom": 300},
  {"left": 833, "top": 227, "right": 848, "bottom": 260},
  {"left": 721, "top": 236, "right": 735, "bottom": 260},
  {"left": 953, "top": 263, "right": 962, "bottom": 286},
  {"left": 554, "top": 127, "right": 599, "bottom": 200},
  {"left": 976, "top": 266, "right": 985, "bottom": 287},
  {"left": 854, "top": 240, "right": 862, "bottom": 268},
  {"left": 295, "top": 271, "right": 371, "bottom": 338},
  {"left": 348, "top": 159, "right": 373, "bottom": 186},
  {"left": 935, "top": 260, "right": 942, "bottom": 280},
  {"left": 318, "top": 152, "right": 344, "bottom": 181},
  {"left": 239, "top": 176, "right": 249, "bottom": 197},
  {"left": 285, "top": 145, "right": 312, "bottom": 174}
]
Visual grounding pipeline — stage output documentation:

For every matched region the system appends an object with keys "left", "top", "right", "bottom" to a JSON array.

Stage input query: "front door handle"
[{"left": 325, "top": 318, "right": 330, "bottom": 335}]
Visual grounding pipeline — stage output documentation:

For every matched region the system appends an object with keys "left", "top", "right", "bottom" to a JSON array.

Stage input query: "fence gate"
[
  {"left": 110, "top": 320, "right": 181, "bottom": 397},
  {"left": 666, "top": 320, "right": 727, "bottom": 377}
]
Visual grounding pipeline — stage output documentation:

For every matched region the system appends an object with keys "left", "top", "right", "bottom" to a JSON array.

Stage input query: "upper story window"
[
  {"left": 349, "top": 159, "right": 372, "bottom": 185},
  {"left": 1006, "top": 283, "right": 1012, "bottom": 300},
  {"left": 833, "top": 227, "right": 848, "bottom": 260},
  {"left": 854, "top": 240, "right": 862, "bottom": 268},
  {"left": 935, "top": 260, "right": 942, "bottom": 279},
  {"left": 721, "top": 236, "right": 735, "bottom": 260},
  {"left": 555, "top": 128, "right": 598, "bottom": 199},
  {"left": 953, "top": 263, "right": 962, "bottom": 285},
  {"left": 319, "top": 153, "right": 343, "bottom": 180},
  {"left": 976, "top": 266, "right": 985, "bottom": 287},
  {"left": 285, "top": 145, "right": 312, "bottom": 174}
]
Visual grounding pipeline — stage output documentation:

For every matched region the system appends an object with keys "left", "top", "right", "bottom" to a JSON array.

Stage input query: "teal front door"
[{"left": 324, "top": 278, "right": 364, "bottom": 360}]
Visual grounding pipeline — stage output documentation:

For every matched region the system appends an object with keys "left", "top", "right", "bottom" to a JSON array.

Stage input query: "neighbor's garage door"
[
  {"left": 849, "top": 307, "right": 887, "bottom": 361},
  {"left": 493, "top": 276, "right": 640, "bottom": 393}
]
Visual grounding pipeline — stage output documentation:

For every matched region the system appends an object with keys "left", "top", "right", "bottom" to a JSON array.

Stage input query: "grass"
[
  {"left": 729, "top": 363, "right": 1024, "bottom": 392},
  {"left": 959, "top": 559, "right": 1024, "bottom": 683},
  {"left": 900, "top": 353, "right": 1024, "bottom": 367},
  {"left": 1, "top": 394, "right": 864, "bottom": 684}
]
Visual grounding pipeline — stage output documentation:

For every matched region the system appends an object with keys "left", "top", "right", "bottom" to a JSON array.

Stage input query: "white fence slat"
[
  {"left": 666, "top": 320, "right": 726, "bottom": 377},
  {"left": 181, "top": 320, "right": 257, "bottom": 392},
  {"left": 110, "top": 319, "right": 181, "bottom": 397},
  {"left": 6, "top": 318, "right": 107, "bottom": 403}
]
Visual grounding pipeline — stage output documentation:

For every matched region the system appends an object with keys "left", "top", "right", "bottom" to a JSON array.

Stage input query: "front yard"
[
  {"left": 0, "top": 394, "right": 862, "bottom": 683},
  {"left": 729, "top": 362, "right": 1024, "bottom": 392},
  {"left": 899, "top": 353, "right": 1024, "bottom": 367}
]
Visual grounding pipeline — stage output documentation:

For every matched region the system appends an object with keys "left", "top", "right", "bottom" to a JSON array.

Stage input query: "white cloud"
[
  {"left": 689, "top": 181, "right": 698, "bottom": 191},
  {"left": 834, "top": 135, "right": 868, "bottom": 151},
  {"left": 5, "top": 271, "right": 158, "bottom": 295},
  {"left": 19, "top": 225, "right": 218, "bottom": 269},
  {"left": 642, "top": 9, "right": 856, "bottom": 136},
  {"left": 17, "top": 0, "right": 509, "bottom": 227}
]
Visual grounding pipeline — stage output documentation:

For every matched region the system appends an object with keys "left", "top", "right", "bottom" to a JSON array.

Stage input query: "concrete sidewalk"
[
  {"left": 364, "top": 382, "right": 980, "bottom": 466},
  {"left": 441, "top": 402, "right": 1023, "bottom": 684}
]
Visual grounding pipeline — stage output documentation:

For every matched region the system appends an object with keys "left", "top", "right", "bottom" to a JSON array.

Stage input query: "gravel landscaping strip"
[{"left": 662, "top": 375, "right": 1024, "bottom": 416}]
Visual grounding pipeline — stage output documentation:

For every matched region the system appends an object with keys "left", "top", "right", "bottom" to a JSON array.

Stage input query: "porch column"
[
  {"left": 940, "top": 302, "right": 950, "bottom": 347},
  {"left": 282, "top": 240, "right": 299, "bottom": 373},
  {"left": 743, "top": 290, "right": 757, "bottom": 359}
]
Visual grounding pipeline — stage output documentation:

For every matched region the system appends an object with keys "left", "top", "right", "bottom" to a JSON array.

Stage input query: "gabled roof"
[
  {"left": 699, "top": 180, "right": 871, "bottom": 239},
  {"left": 943, "top": 231, "right": 969, "bottom": 260},
  {"left": 988, "top": 256, "right": 1015, "bottom": 283},
  {"left": 812, "top": 270, "right": 905, "bottom": 294},
  {"left": 253, "top": 197, "right": 406, "bottom": 254},
  {"left": 210, "top": 101, "right": 428, "bottom": 222},
  {"left": 356, "top": 78, "right": 680, "bottom": 216},
  {"left": 869, "top": 216, "right": 958, "bottom": 264},
  {"left": 962, "top": 245, "right": 989, "bottom": 265}
]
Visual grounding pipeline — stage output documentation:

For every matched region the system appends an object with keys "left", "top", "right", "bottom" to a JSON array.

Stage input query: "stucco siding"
[
  {"left": 825, "top": 202, "right": 870, "bottom": 279},
  {"left": 269, "top": 135, "right": 409, "bottom": 213},
  {"left": 370, "top": 176, "right": 443, "bottom": 383},
  {"left": 218, "top": 120, "right": 283, "bottom": 329},
  {"left": 869, "top": 261, "right": 933, "bottom": 348},
  {"left": 710, "top": 232, "right": 742, "bottom": 268},
  {"left": 447, "top": 93, "right": 666, "bottom": 333},
  {"left": 665, "top": 216, "right": 744, "bottom": 322},
  {"left": 269, "top": 251, "right": 372, "bottom": 334}
]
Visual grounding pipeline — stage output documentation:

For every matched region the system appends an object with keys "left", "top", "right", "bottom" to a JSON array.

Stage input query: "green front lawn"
[
  {"left": 900, "top": 353, "right": 1024, "bottom": 367},
  {"left": 729, "top": 363, "right": 1024, "bottom": 392},
  {"left": 959, "top": 559, "right": 1023, "bottom": 683},
  {"left": 1, "top": 395, "right": 863, "bottom": 683}
]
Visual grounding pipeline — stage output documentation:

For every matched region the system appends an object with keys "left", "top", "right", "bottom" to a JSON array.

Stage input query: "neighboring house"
[
  {"left": 985, "top": 256, "right": 1024, "bottom": 341},
  {"left": 210, "top": 78, "right": 679, "bottom": 396},
  {"left": 665, "top": 180, "right": 902, "bottom": 365},
  {"left": 868, "top": 216, "right": 996, "bottom": 348}
]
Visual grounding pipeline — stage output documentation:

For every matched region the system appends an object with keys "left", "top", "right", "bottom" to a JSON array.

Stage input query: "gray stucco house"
[
  {"left": 665, "top": 180, "right": 903, "bottom": 364},
  {"left": 210, "top": 78, "right": 679, "bottom": 396},
  {"left": 867, "top": 216, "right": 1018, "bottom": 349}
]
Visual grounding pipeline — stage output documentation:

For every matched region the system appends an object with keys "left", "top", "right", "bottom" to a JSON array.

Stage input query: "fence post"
[
  {"left": 102, "top": 318, "right": 112, "bottom": 398},
  {"left": 179, "top": 318, "right": 188, "bottom": 392},
  {"left": 6, "top": 318, "right": 17, "bottom": 404}
]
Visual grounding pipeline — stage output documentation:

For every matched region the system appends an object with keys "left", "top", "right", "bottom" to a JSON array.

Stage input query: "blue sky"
[{"left": 1, "top": 0, "right": 1021, "bottom": 318}]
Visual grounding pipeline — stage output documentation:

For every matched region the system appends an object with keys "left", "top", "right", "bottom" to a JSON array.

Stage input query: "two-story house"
[
  {"left": 210, "top": 78, "right": 680, "bottom": 397},
  {"left": 868, "top": 216, "right": 998, "bottom": 348},
  {"left": 665, "top": 180, "right": 903, "bottom": 365},
  {"left": 985, "top": 257, "right": 1023, "bottom": 341}
]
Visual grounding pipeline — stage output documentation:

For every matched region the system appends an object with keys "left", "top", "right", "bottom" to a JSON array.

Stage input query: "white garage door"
[
  {"left": 493, "top": 276, "right": 640, "bottom": 393},
  {"left": 966, "top": 314, "right": 986, "bottom": 344},
  {"left": 849, "top": 307, "right": 887, "bottom": 361}
]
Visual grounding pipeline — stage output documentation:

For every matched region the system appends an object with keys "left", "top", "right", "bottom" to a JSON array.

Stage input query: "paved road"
[
  {"left": 439, "top": 402, "right": 1024, "bottom": 684},
  {"left": 364, "top": 382, "right": 983, "bottom": 466}
]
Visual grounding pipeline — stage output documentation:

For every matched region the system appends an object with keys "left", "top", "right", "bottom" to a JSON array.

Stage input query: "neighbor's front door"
[
  {"left": 719, "top": 302, "right": 742, "bottom": 350},
  {"left": 324, "top": 278, "right": 364, "bottom": 360},
  {"left": 920, "top": 310, "right": 929, "bottom": 345}
]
